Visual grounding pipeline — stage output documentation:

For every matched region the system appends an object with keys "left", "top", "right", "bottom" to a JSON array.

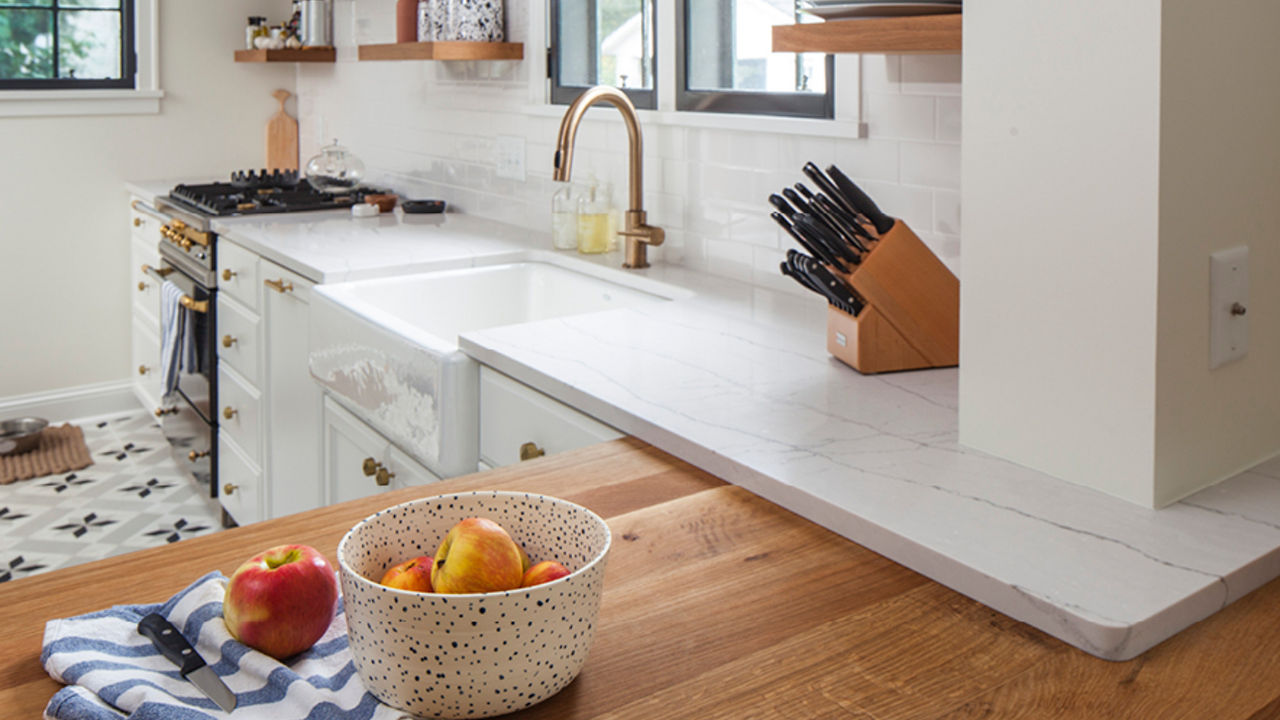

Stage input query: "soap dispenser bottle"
[
  {"left": 551, "top": 183, "right": 579, "bottom": 250},
  {"left": 576, "top": 174, "right": 612, "bottom": 254}
]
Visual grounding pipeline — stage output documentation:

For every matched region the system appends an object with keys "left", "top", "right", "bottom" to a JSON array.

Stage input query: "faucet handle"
[{"left": 617, "top": 225, "right": 665, "bottom": 245}]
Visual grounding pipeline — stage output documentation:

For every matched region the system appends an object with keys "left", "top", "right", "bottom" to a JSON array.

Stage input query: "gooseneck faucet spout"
[{"left": 553, "top": 85, "right": 664, "bottom": 269}]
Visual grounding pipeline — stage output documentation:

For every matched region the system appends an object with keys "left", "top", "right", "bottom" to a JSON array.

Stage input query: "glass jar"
[
  {"left": 305, "top": 140, "right": 366, "bottom": 193},
  {"left": 576, "top": 176, "right": 613, "bottom": 255},
  {"left": 551, "top": 183, "right": 579, "bottom": 250}
]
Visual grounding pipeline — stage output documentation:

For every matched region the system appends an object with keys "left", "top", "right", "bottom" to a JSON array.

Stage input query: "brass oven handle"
[
  {"left": 222, "top": 334, "right": 237, "bottom": 348},
  {"left": 223, "top": 483, "right": 238, "bottom": 495},
  {"left": 142, "top": 264, "right": 173, "bottom": 280},
  {"left": 179, "top": 296, "right": 209, "bottom": 313},
  {"left": 519, "top": 442, "right": 546, "bottom": 461},
  {"left": 264, "top": 278, "right": 294, "bottom": 294},
  {"left": 222, "top": 269, "right": 237, "bottom": 281},
  {"left": 154, "top": 407, "right": 178, "bottom": 417},
  {"left": 223, "top": 407, "right": 238, "bottom": 420},
  {"left": 188, "top": 450, "right": 210, "bottom": 462}
]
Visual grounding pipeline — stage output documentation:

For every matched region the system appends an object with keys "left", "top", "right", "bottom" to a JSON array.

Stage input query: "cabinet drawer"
[
  {"left": 388, "top": 446, "right": 442, "bottom": 490},
  {"left": 130, "top": 200, "right": 163, "bottom": 245},
  {"left": 131, "top": 319, "right": 162, "bottom": 414},
  {"left": 130, "top": 237, "right": 162, "bottom": 325},
  {"left": 219, "top": 433, "right": 263, "bottom": 526},
  {"left": 218, "top": 240, "right": 260, "bottom": 311},
  {"left": 260, "top": 260, "right": 312, "bottom": 304},
  {"left": 216, "top": 294, "right": 261, "bottom": 386},
  {"left": 479, "top": 367, "right": 622, "bottom": 468},
  {"left": 217, "top": 365, "right": 262, "bottom": 465}
]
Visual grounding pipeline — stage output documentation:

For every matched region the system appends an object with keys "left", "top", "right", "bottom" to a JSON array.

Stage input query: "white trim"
[
  {"left": 521, "top": 102, "right": 866, "bottom": 139},
  {"left": 0, "top": 380, "right": 140, "bottom": 422},
  {"left": 0, "top": 0, "right": 162, "bottom": 118}
]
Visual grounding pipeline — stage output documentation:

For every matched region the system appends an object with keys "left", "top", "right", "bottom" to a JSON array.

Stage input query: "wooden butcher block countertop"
[{"left": 3, "top": 438, "right": 1280, "bottom": 719}]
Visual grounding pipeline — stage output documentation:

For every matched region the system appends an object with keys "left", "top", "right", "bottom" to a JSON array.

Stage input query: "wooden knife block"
[{"left": 827, "top": 219, "right": 959, "bottom": 374}]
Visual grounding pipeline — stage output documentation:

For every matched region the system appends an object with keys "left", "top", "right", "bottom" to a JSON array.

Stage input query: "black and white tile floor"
[{"left": 0, "top": 410, "right": 224, "bottom": 584}]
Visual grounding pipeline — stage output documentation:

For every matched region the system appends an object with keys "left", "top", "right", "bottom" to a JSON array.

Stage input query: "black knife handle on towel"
[{"left": 138, "top": 613, "right": 206, "bottom": 677}]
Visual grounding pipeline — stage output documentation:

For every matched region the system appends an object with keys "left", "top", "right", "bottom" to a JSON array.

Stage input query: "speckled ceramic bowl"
[{"left": 337, "top": 491, "right": 611, "bottom": 719}]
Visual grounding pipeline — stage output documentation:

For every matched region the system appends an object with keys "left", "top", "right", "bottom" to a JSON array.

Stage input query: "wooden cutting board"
[{"left": 266, "top": 88, "right": 298, "bottom": 170}]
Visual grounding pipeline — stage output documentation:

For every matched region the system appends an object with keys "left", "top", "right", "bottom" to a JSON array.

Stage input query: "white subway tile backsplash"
[{"left": 299, "top": 2, "right": 963, "bottom": 290}]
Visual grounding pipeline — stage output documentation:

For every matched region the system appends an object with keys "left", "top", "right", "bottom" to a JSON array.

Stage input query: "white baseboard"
[{"left": 0, "top": 380, "right": 141, "bottom": 422}]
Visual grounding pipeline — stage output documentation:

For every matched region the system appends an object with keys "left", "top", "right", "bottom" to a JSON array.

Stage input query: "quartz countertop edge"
[{"left": 458, "top": 304, "right": 1280, "bottom": 662}]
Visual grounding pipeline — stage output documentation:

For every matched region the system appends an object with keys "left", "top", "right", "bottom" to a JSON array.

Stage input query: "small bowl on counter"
[
  {"left": 0, "top": 417, "right": 48, "bottom": 456},
  {"left": 337, "top": 491, "right": 612, "bottom": 719},
  {"left": 363, "top": 193, "right": 398, "bottom": 213}
]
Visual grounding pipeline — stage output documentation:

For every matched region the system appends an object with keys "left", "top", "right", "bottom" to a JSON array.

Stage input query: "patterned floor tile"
[{"left": 0, "top": 409, "right": 225, "bottom": 585}]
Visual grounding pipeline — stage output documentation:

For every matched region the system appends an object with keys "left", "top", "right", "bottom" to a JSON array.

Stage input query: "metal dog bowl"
[{"left": 0, "top": 417, "right": 48, "bottom": 456}]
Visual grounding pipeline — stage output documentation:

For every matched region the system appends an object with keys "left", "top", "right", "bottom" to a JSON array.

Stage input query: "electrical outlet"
[
  {"left": 1209, "top": 246, "right": 1249, "bottom": 369},
  {"left": 495, "top": 135, "right": 525, "bottom": 182}
]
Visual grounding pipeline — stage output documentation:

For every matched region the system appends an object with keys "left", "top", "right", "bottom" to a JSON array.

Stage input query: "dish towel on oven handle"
[
  {"left": 158, "top": 280, "right": 186, "bottom": 397},
  {"left": 40, "top": 571, "right": 411, "bottom": 720}
]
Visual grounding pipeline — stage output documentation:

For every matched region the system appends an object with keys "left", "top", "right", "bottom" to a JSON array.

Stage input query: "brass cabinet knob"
[
  {"left": 264, "top": 278, "right": 294, "bottom": 294},
  {"left": 222, "top": 269, "right": 237, "bottom": 281},
  {"left": 362, "top": 457, "right": 380, "bottom": 477},
  {"left": 154, "top": 407, "right": 178, "bottom": 417},
  {"left": 137, "top": 281, "right": 147, "bottom": 292},
  {"left": 222, "top": 334, "right": 237, "bottom": 348},
  {"left": 519, "top": 442, "right": 546, "bottom": 461},
  {"left": 138, "top": 365, "right": 149, "bottom": 376},
  {"left": 223, "top": 483, "right": 238, "bottom": 495},
  {"left": 223, "top": 406, "right": 237, "bottom": 420},
  {"left": 375, "top": 467, "right": 394, "bottom": 486},
  {"left": 188, "top": 450, "right": 210, "bottom": 462},
  {"left": 133, "top": 217, "right": 142, "bottom": 227}
]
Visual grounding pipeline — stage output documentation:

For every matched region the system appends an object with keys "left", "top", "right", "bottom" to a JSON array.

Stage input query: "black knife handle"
[
  {"left": 138, "top": 613, "right": 206, "bottom": 677},
  {"left": 826, "top": 165, "right": 895, "bottom": 236}
]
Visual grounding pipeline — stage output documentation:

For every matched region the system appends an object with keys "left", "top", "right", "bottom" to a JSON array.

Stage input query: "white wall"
[
  {"left": 0, "top": 0, "right": 293, "bottom": 398},
  {"left": 297, "top": 0, "right": 963, "bottom": 296},
  {"left": 1153, "top": 0, "right": 1280, "bottom": 505}
]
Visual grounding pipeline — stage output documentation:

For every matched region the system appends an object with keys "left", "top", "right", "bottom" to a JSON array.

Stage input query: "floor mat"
[{"left": 0, "top": 423, "right": 93, "bottom": 484}]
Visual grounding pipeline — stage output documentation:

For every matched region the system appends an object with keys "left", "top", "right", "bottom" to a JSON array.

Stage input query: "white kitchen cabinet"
[
  {"left": 261, "top": 261, "right": 324, "bottom": 518},
  {"left": 218, "top": 432, "right": 264, "bottom": 525},
  {"left": 478, "top": 367, "right": 622, "bottom": 468},
  {"left": 323, "top": 395, "right": 441, "bottom": 505},
  {"left": 128, "top": 201, "right": 164, "bottom": 413}
]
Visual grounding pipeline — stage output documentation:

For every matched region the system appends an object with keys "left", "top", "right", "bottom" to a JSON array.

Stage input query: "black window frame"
[
  {"left": 548, "top": 0, "right": 657, "bottom": 110},
  {"left": 676, "top": 0, "right": 833, "bottom": 119},
  {"left": 0, "top": 0, "right": 137, "bottom": 90}
]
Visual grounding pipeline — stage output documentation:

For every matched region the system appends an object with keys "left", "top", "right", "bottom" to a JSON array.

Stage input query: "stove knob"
[
  {"left": 180, "top": 237, "right": 193, "bottom": 250},
  {"left": 172, "top": 219, "right": 187, "bottom": 230}
]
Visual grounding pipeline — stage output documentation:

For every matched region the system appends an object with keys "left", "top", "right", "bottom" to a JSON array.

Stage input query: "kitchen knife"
[
  {"left": 826, "top": 164, "right": 896, "bottom": 236},
  {"left": 781, "top": 187, "right": 815, "bottom": 216},
  {"left": 774, "top": 212, "right": 848, "bottom": 272},
  {"left": 137, "top": 613, "right": 237, "bottom": 713},
  {"left": 794, "top": 182, "right": 816, "bottom": 201},
  {"left": 780, "top": 260, "right": 825, "bottom": 296},
  {"left": 794, "top": 214, "right": 860, "bottom": 267},
  {"left": 813, "top": 194, "right": 871, "bottom": 252},
  {"left": 806, "top": 195, "right": 867, "bottom": 256},
  {"left": 783, "top": 252, "right": 859, "bottom": 315},
  {"left": 798, "top": 254, "right": 865, "bottom": 315},
  {"left": 768, "top": 193, "right": 797, "bottom": 218},
  {"left": 802, "top": 162, "right": 862, "bottom": 221}
]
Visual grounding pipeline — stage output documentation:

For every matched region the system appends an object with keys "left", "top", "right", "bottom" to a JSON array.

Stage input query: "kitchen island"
[{"left": 3, "top": 439, "right": 1279, "bottom": 719}]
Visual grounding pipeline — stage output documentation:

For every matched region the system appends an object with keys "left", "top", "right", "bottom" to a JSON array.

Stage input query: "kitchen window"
[
  {"left": 677, "top": 0, "right": 831, "bottom": 118},
  {"left": 0, "top": 0, "right": 158, "bottom": 117},
  {"left": 549, "top": 0, "right": 657, "bottom": 110},
  {"left": 0, "top": 0, "right": 136, "bottom": 89}
]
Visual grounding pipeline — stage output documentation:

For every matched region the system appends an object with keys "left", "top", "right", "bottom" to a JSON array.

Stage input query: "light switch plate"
[
  {"left": 495, "top": 135, "right": 525, "bottom": 182},
  {"left": 1209, "top": 246, "right": 1249, "bottom": 369}
]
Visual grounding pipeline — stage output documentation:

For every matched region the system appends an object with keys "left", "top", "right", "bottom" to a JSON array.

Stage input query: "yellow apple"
[{"left": 431, "top": 517, "right": 524, "bottom": 594}]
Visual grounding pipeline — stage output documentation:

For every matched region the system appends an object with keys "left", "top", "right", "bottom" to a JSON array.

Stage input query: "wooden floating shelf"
[
  {"left": 234, "top": 48, "right": 336, "bottom": 63},
  {"left": 357, "top": 41, "right": 524, "bottom": 61},
  {"left": 773, "top": 14, "right": 961, "bottom": 54}
]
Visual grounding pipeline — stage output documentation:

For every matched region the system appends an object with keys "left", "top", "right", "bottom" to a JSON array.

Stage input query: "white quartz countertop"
[{"left": 158, "top": 192, "right": 1280, "bottom": 662}]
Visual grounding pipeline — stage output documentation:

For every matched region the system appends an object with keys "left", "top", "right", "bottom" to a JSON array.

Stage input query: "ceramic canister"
[{"left": 448, "top": 0, "right": 504, "bottom": 42}]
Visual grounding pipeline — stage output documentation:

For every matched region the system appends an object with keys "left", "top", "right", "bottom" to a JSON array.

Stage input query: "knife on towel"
[{"left": 138, "top": 613, "right": 237, "bottom": 713}]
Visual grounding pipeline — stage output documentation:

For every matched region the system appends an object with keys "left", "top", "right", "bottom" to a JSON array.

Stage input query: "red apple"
[
  {"left": 521, "top": 560, "right": 570, "bottom": 587},
  {"left": 431, "top": 517, "right": 524, "bottom": 594},
  {"left": 516, "top": 542, "right": 532, "bottom": 574},
  {"left": 380, "top": 556, "right": 434, "bottom": 592},
  {"left": 223, "top": 544, "right": 338, "bottom": 659}
]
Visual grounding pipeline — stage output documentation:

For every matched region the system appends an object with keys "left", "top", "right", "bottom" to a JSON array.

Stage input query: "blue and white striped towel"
[
  {"left": 158, "top": 280, "right": 186, "bottom": 398},
  {"left": 41, "top": 571, "right": 410, "bottom": 720}
]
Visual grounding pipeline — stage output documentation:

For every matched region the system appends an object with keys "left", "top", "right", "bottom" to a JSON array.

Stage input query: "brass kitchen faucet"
[{"left": 552, "top": 85, "right": 665, "bottom": 269}]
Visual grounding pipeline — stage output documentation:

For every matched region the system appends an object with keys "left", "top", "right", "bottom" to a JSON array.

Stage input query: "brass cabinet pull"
[
  {"left": 223, "top": 483, "right": 238, "bottom": 495},
  {"left": 222, "top": 269, "right": 237, "bottom": 281},
  {"left": 138, "top": 365, "right": 149, "bottom": 376},
  {"left": 223, "top": 406, "right": 238, "bottom": 420},
  {"left": 133, "top": 217, "right": 142, "bottom": 227},
  {"left": 222, "top": 335, "right": 237, "bottom": 348},
  {"left": 519, "top": 442, "right": 546, "bottom": 461},
  {"left": 179, "top": 296, "right": 209, "bottom": 313},
  {"left": 376, "top": 467, "right": 394, "bottom": 486},
  {"left": 137, "top": 281, "right": 147, "bottom": 292},
  {"left": 362, "top": 457, "right": 380, "bottom": 476},
  {"left": 264, "top": 278, "right": 294, "bottom": 294},
  {"left": 362, "top": 458, "right": 394, "bottom": 486},
  {"left": 188, "top": 450, "right": 210, "bottom": 462},
  {"left": 154, "top": 407, "right": 178, "bottom": 417}
]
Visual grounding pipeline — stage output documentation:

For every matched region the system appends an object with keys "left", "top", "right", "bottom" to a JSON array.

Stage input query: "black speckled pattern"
[{"left": 337, "top": 491, "right": 611, "bottom": 719}]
